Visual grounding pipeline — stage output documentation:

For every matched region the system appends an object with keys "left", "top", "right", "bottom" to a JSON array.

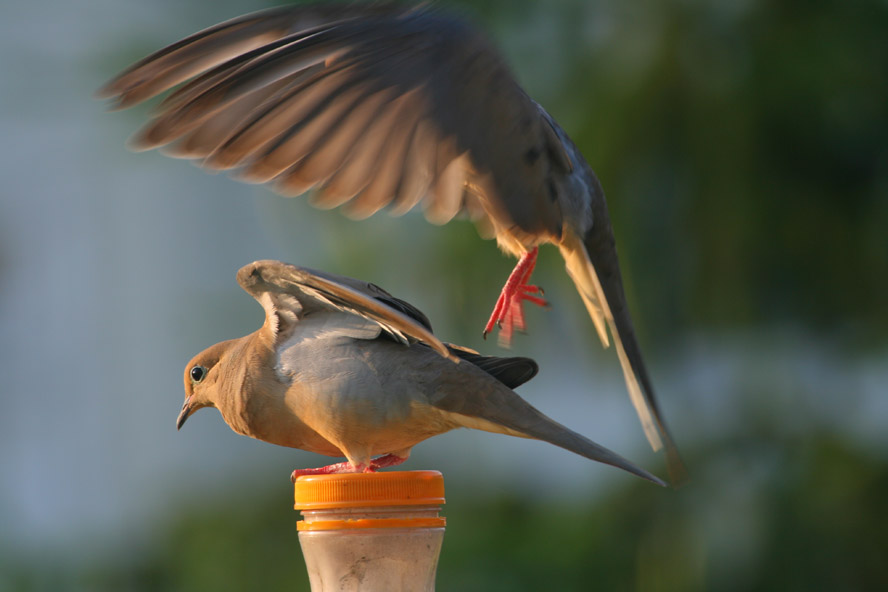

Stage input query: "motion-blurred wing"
[{"left": 99, "top": 3, "right": 568, "bottom": 241}]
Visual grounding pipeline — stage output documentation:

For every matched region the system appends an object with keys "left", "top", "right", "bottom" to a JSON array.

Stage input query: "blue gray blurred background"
[{"left": 2, "top": 0, "right": 886, "bottom": 590}]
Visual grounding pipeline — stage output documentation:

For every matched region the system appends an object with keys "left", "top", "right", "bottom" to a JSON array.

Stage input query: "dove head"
[{"left": 177, "top": 340, "right": 236, "bottom": 430}]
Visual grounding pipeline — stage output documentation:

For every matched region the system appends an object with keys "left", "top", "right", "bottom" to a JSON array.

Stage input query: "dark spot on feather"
[
  {"left": 524, "top": 146, "right": 541, "bottom": 165},
  {"left": 546, "top": 177, "right": 558, "bottom": 202}
]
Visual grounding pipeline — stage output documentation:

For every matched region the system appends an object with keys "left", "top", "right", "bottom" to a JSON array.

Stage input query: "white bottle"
[{"left": 294, "top": 471, "right": 446, "bottom": 592}]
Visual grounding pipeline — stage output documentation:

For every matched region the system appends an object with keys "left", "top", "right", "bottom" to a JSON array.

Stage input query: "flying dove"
[
  {"left": 176, "top": 260, "right": 665, "bottom": 486},
  {"left": 99, "top": 3, "right": 684, "bottom": 481}
]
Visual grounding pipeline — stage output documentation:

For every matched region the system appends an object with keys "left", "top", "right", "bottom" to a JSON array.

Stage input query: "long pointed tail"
[
  {"left": 526, "top": 415, "right": 668, "bottom": 487},
  {"left": 559, "top": 226, "right": 687, "bottom": 484},
  {"left": 448, "top": 394, "right": 668, "bottom": 486},
  {"left": 433, "top": 370, "right": 666, "bottom": 485}
]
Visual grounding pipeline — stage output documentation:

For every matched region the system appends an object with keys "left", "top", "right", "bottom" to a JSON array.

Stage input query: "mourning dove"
[
  {"left": 100, "top": 3, "right": 684, "bottom": 482},
  {"left": 176, "top": 260, "right": 665, "bottom": 486}
]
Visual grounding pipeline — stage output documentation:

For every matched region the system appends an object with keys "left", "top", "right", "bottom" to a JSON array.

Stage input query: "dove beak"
[{"left": 176, "top": 396, "right": 194, "bottom": 430}]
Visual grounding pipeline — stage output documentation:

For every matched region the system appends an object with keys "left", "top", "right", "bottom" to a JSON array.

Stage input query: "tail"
[
  {"left": 522, "top": 412, "right": 668, "bottom": 487},
  {"left": 445, "top": 396, "right": 667, "bottom": 486},
  {"left": 431, "top": 365, "right": 666, "bottom": 486},
  {"left": 559, "top": 225, "right": 687, "bottom": 485}
]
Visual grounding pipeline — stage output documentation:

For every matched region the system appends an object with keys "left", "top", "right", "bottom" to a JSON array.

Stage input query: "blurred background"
[{"left": 2, "top": 0, "right": 886, "bottom": 589}]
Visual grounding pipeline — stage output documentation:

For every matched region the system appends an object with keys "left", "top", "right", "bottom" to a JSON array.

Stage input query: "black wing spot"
[
  {"left": 373, "top": 295, "right": 433, "bottom": 331},
  {"left": 524, "top": 146, "right": 541, "bottom": 165},
  {"left": 546, "top": 177, "right": 558, "bottom": 202}
]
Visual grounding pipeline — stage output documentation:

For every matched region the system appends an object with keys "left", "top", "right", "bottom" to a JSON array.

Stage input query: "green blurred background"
[{"left": 1, "top": 0, "right": 886, "bottom": 590}]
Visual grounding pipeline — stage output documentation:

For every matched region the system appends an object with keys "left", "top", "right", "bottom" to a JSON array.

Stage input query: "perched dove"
[
  {"left": 100, "top": 3, "right": 684, "bottom": 481},
  {"left": 177, "top": 260, "right": 665, "bottom": 486}
]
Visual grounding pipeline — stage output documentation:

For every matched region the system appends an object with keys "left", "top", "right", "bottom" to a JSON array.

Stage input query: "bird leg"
[
  {"left": 483, "top": 246, "right": 548, "bottom": 346},
  {"left": 290, "top": 453, "right": 408, "bottom": 481}
]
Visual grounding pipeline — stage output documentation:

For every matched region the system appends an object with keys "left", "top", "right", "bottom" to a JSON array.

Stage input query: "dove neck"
[{"left": 294, "top": 471, "right": 446, "bottom": 592}]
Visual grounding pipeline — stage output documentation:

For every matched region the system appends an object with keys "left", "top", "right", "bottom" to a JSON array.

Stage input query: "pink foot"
[
  {"left": 482, "top": 247, "right": 548, "bottom": 346},
  {"left": 290, "top": 453, "right": 408, "bottom": 482},
  {"left": 368, "top": 453, "right": 409, "bottom": 470}
]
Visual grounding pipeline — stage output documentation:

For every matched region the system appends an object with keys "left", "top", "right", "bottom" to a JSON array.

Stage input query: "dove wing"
[
  {"left": 98, "top": 4, "right": 568, "bottom": 242},
  {"left": 235, "top": 259, "right": 454, "bottom": 361}
]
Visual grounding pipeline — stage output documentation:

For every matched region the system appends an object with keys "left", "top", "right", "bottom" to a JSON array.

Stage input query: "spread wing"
[
  {"left": 98, "top": 3, "right": 570, "bottom": 243},
  {"left": 236, "top": 259, "right": 455, "bottom": 361}
]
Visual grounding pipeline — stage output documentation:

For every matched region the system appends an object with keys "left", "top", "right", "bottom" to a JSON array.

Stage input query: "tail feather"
[
  {"left": 560, "top": 227, "right": 687, "bottom": 484},
  {"left": 439, "top": 393, "right": 667, "bottom": 486},
  {"left": 521, "top": 412, "right": 667, "bottom": 486},
  {"left": 561, "top": 241, "right": 611, "bottom": 348}
]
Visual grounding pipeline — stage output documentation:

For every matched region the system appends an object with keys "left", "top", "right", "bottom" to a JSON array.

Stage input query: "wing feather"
[
  {"left": 100, "top": 4, "right": 566, "bottom": 238},
  {"left": 337, "top": 94, "right": 424, "bottom": 218},
  {"left": 236, "top": 260, "right": 457, "bottom": 362}
]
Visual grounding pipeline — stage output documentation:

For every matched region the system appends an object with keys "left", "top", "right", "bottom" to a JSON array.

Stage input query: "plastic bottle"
[{"left": 294, "top": 470, "right": 446, "bottom": 592}]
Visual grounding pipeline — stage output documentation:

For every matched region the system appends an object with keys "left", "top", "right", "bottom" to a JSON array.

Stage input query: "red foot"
[
  {"left": 290, "top": 453, "right": 408, "bottom": 482},
  {"left": 482, "top": 247, "right": 548, "bottom": 346}
]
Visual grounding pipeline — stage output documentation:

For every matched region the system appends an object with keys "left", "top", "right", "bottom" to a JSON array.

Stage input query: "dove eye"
[{"left": 190, "top": 365, "right": 207, "bottom": 383}]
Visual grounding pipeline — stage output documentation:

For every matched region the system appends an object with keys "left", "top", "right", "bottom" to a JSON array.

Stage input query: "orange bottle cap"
[{"left": 294, "top": 470, "right": 445, "bottom": 510}]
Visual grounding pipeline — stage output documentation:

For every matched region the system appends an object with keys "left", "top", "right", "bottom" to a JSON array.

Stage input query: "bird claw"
[
  {"left": 290, "top": 453, "right": 407, "bottom": 482},
  {"left": 482, "top": 247, "right": 548, "bottom": 347}
]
